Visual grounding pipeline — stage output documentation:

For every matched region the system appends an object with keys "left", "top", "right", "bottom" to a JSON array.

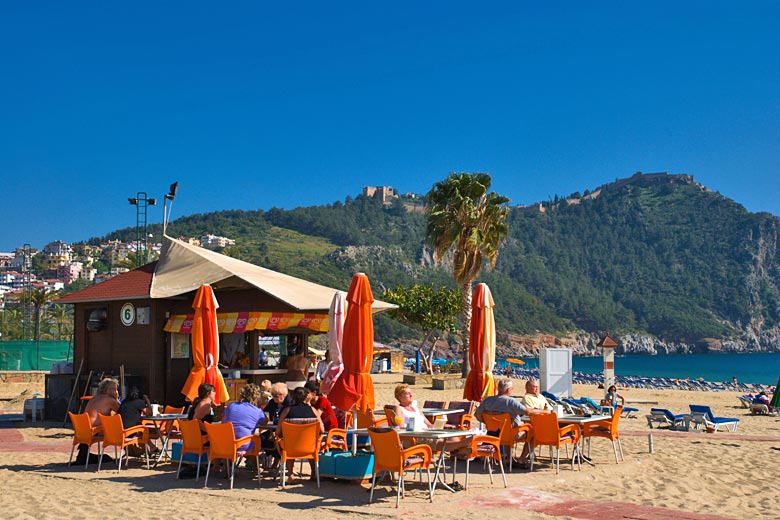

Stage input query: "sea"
[{"left": 511, "top": 352, "right": 780, "bottom": 386}]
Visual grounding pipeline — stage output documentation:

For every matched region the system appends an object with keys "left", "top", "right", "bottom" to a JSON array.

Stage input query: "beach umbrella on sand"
[
  {"left": 463, "top": 283, "right": 497, "bottom": 402},
  {"left": 321, "top": 291, "right": 346, "bottom": 395},
  {"left": 770, "top": 376, "right": 780, "bottom": 409},
  {"left": 181, "top": 284, "right": 229, "bottom": 405},
  {"left": 506, "top": 358, "right": 525, "bottom": 366},
  {"left": 328, "top": 273, "right": 376, "bottom": 414}
]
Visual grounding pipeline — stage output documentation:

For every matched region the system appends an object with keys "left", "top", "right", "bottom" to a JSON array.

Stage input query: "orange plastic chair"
[
  {"left": 203, "top": 421, "right": 261, "bottom": 490},
  {"left": 323, "top": 428, "right": 348, "bottom": 451},
  {"left": 97, "top": 413, "right": 150, "bottom": 472},
  {"left": 67, "top": 412, "right": 103, "bottom": 469},
  {"left": 583, "top": 405, "right": 624, "bottom": 463},
  {"left": 367, "top": 426, "right": 432, "bottom": 508},
  {"left": 176, "top": 419, "right": 209, "bottom": 482},
  {"left": 383, "top": 405, "right": 403, "bottom": 428},
  {"left": 480, "top": 412, "right": 533, "bottom": 471},
  {"left": 529, "top": 412, "right": 581, "bottom": 474},
  {"left": 275, "top": 419, "right": 322, "bottom": 489},
  {"left": 346, "top": 408, "right": 388, "bottom": 428},
  {"left": 450, "top": 432, "right": 506, "bottom": 490}
]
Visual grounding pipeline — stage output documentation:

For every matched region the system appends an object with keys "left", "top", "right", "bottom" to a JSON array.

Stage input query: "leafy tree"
[
  {"left": 425, "top": 173, "right": 509, "bottom": 375},
  {"left": 381, "top": 284, "right": 461, "bottom": 373}
]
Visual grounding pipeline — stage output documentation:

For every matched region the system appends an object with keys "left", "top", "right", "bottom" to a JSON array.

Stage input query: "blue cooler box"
[
  {"left": 320, "top": 451, "right": 374, "bottom": 480},
  {"left": 170, "top": 441, "right": 207, "bottom": 465}
]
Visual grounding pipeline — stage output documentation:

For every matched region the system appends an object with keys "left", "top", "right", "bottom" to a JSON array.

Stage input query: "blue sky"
[{"left": 2, "top": 2, "right": 778, "bottom": 251}]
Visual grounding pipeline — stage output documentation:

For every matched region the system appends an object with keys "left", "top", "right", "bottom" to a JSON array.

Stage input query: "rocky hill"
[{"left": 100, "top": 172, "right": 780, "bottom": 357}]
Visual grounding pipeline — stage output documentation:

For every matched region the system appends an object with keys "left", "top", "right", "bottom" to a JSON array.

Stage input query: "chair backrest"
[
  {"left": 689, "top": 404, "right": 714, "bottom": 421},
  {"left": 529, "top": 412, "right": 563, "bottom": 446},
  {"left": 609, "top": 406, "right": 623, "bottom": 430},
  {"left": 279, "top": 420, "right": 321, "bottom": 459},
  {"left": 367, "top": 427, "right": 404, "bottom": 472},
  {"left": 69, "top": 412, "right": 96, "bottom": 445},
  {"left": 445, "top": 400, "right": 474, "bottom": 427},
  {"left": 541, "top": 390, "right": 560, "bottom": 402},
  {"left": 422, "top": 400, "right": 447, "bottom": 410},
  {"left": 99, "top": 414, "right": 126, "bottom": 446},
  {"left": 155, "top": 406, "right": 185, "bottom": 434},
  {"left": 179, "top": 419, "right": 207, "bottom": 453},
  {"left": 383, "top": 405, "right": 402, "bottom": 427},
  {"left": 480, "top": 412, "right": 515, "bottom": 446},
  {"left": 346, "top": 408, "right": 383, "bottom": 428},
  {"left": 204, "top": 421, "right": 238, "bottom": 460}
]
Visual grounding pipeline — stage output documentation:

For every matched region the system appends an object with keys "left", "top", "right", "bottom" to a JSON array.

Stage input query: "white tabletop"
[
  {"left": 142, "top": 414, "right": 188, "bottom": 421},
  {"left": 421, "top": 408, "right": 464, "bottom": 416}
]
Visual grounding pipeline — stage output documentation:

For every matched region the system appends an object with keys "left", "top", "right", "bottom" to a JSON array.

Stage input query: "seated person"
[
  {"left": 261, "top": 383, "right": 291, "bottom": 469},
  {"left": 304, "top": 380, "right": 337, "bottom": 431},
  {"left": 474, "top": 379, "right": 531, "bottom": 464},
  {"left": 117, "top": 385, "right": 151, "bottom": 428},
  {"left": 519, "top": 379, "right": 551, "bottom": 411},
  {"left": 77, "top": 377, "right": 120, "bottom": 464},
  {"left": 258, "top": 379, "right": 273, "bottom": 408},
  {"left": 754, "top": 391, "right": 774, "bottom": 411},
  {"left": 393, "top": 384, "right": 431, "bottom": 431},
  {"left": 276, "top": 387, "right": 324, "bottom": 481},
  {"left": 222, "top": 383, "right": 267, "bottom": 475},
  {"left": 601, "top": 385, "right": 625, "bottom": 408},
  {"left": 222, "top": 383, "right": 267, "bottom": 450},
  {"left": 187, "top": 383, "right": 216, "bottom": 433},
  {"left": 118, "top": 385, "right": 159, "bottom": 454}
]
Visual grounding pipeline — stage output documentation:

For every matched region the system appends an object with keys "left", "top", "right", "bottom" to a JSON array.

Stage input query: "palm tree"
[
  {"left": 425, "top": 172, "right": 509, "bottom": 377},
  {"left": 30, "top": 288, "right": 60, "bottom": 369},
  {"left": 46, "top": 304, "right": 73, "bottom": 341}
]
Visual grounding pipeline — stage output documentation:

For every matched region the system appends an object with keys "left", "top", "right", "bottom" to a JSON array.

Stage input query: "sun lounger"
[
  {"left": 687, "top": 404, "right": 739, "bottom": 432},
  {"left": 645, "top": 408, "right": 687, "bottom": 429},
  {"left": 737, "top": 395, "right": 753, "bottom": 408}
]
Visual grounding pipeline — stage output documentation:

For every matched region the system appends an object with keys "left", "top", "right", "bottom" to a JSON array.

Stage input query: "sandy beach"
[{"left": 1, "top": 373, "right": 778, "bottom": 520}]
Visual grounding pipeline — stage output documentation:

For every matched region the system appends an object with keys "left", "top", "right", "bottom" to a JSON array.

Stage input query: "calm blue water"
[
  {"left": 499, "top": 352, "right": 780, "bottom": 385},
  {"left": 569, "top": 352, "right": 780, "bottom": 386}
]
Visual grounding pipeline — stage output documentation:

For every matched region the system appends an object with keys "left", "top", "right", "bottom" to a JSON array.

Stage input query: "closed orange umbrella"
[
  {"left": 463, "top": 283, "right": 496, "bottom": 402},
  {"left": 181, "top": 284, "right": 229, "bottom": 405},
  {"left": 327, "top": 273, "right": 375, "bottom": 413}
]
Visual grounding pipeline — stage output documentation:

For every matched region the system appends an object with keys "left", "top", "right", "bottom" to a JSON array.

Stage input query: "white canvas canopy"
[{"left": 150, "top": 236, "right": 396, "bottom": 314}]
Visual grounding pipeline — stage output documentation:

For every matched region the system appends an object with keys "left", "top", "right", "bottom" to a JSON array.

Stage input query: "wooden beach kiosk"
[{"left": 52, "top": 236, "right": 394, "bottom": 417}]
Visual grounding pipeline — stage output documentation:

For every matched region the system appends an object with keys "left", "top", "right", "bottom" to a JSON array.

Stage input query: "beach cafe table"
[
  {"left": 142, "top": 413, "right": 188, "bottom": 467},
  {"left": 421, "top": 408, "right": 464, "bottom": 418},
  {"left": 399, "top": 429, "right": 475, "bottom": 497}
]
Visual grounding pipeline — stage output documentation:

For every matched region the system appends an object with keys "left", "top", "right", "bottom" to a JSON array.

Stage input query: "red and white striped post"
[{"left": 598, "top": 334, "right": 619, "bottom": 390}]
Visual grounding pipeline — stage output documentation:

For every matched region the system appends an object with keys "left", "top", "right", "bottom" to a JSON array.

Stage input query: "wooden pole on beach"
[{"left": 61, "top": 358, "right": 84, "bottom": 426}]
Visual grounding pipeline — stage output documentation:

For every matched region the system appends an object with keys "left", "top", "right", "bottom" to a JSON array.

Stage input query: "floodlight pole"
[{"left": 128, "top": 192, "right": 157, "bottom": 267}]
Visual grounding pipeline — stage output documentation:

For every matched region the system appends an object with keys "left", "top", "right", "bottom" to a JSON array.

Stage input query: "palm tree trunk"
[{"left": 461, "top": 281, "right": 473, "bottom": 378}]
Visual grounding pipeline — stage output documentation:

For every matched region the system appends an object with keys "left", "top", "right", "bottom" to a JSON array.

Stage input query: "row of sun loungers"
[
  {"left": 646, "top": 405, "right": 741, "bottom": 432},
  {"left": 494, "top": 368, "right": 774, "bottom": 394}
]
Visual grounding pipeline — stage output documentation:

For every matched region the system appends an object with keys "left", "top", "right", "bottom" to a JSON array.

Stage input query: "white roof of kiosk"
[{"left": 150, "top": 236, "right": 396, "bottom": 314}]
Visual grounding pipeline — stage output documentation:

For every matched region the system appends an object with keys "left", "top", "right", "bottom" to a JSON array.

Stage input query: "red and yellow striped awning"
[{"left": 164, "top": 311, "right": 329, "bottom": 334}]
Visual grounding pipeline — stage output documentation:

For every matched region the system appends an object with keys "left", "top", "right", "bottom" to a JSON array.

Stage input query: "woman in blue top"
[{"left": 222, "top": 383, "right": 267, "bottom": 452}]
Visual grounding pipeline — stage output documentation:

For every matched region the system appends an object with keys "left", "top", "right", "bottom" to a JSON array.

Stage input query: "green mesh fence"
[{"left": 0, "top": 340, "right": 72, "bottom": 371}]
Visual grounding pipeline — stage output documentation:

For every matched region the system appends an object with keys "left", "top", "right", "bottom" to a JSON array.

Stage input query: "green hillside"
[{"left": 99, "top": 173, "right": 780, "bottom": 347}]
